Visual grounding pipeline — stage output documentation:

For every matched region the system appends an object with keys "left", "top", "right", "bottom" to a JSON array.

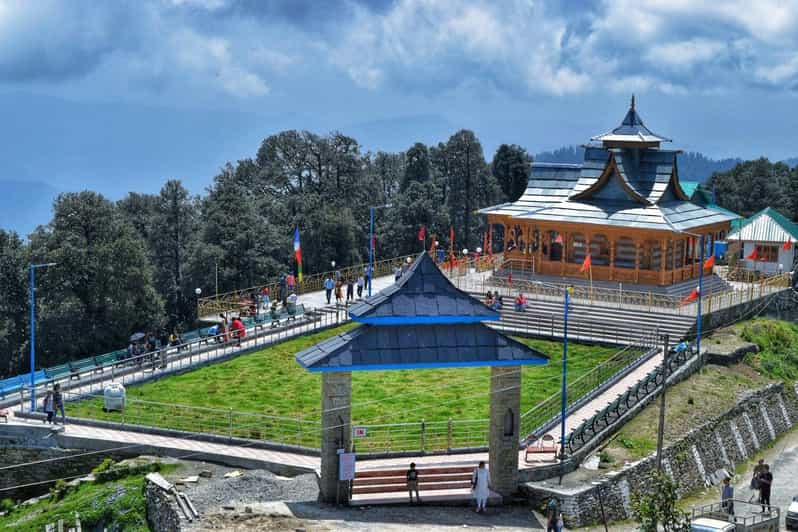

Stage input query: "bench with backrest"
[
  {"left": 524, "top": 433, "right": 558, "bottom": 462},
  {"left": 351, "top": 466, "right": 477, "bottom": 497},
  {"left": 0, "top": 408, "right": 7, "bottom": 422},
  {"left": 0, "top": 375, "right": 24, "bottom": 399},
  {"left": 68, "top": 357, "right": 97, "bottom": 379},
  {"left": 44, "top": 364, "right": 72, "bottom": 383},
  {"left": 93, "top": 351, "right": 122, "bottom": 372}
]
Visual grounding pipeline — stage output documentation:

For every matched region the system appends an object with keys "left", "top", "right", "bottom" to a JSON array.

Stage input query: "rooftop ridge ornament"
[{"left": 591, "top": 95, "right": 671, "bottom": 147}]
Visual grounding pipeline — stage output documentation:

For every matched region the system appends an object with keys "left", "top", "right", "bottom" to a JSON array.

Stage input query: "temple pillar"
[
  {"left": 634, "top": 241, "right": 641, "bottom": 283},
  {"left": 659, "top": 239, "right": 667, "bottom": 285},
  {"left": 681, "top": 237, "right": 688, "bottom": 278},
  {"left": 560, "top": 232, "right": 567, "bottom": 276},
  {"left": 536, "top": 228, "right": 543, "bottom": 274},
  {"left": 609, "top": 239, "right": 616, "bottom": 280},
  {"left": 320, "top": 371, "right": 352, "bottom": 503},
  {"left": 489, "top": 365, "right": 521, "bottom": 498}
]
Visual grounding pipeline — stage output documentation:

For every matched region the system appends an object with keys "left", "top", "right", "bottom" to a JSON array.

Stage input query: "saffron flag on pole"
[
  {"left": 746, "top": 247, "right": 758, "bottom": 260},
  {"left": 784, "top": 237, "right": 793, "bottom": 251},
  {"left": 449, "top": 226, "right": 455, "bottom": 251},
  {"left": 704, "top": 255, "right": 715, "bottom": 269},
  {"left": 418, "top": 224, "right": 426, "bottom": 242},
  {"left": 293, "top": 227, "right": 303, "bottom": 283},
  {"left": 580, "top": 254, "right": 592, "bottom": 273},
  {"left": 680, "top": 286, "right": 699, "bottom": 306}
]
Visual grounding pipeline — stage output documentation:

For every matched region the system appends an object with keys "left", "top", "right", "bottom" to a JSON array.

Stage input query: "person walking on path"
[
  {"left": 53, "top": 384, "right": 65, "bottom": 425},
  {"left": 230, "top": 316, "right": 246, "bottom": 347},
  {"left": 750, "top": 459, "right": 767, "bottom": 502},
  {"left": 356, "top": 275, "right": 364, "bottom": 299},
  {"left": 721, "top": 477, "right": 734, "bottom": 515},
  {"left": 545, "top": 498, "right": 560, "bottom": 532},
  {"left": 346, "top": 277, "right": 354, "bottom": 303},
  {"left": 43, "top": 390, "right": 54, "bottom": 424},
  {"left": 472, "top": 461, "right": 489, "bottom": 513},
  {"left": 324, "top": 275, "right": 334, "bottom": 304},
  {"left": 335, "top": 282, "right": 343, "bottom": 306},
  {"left": 406, "top": 462, "right": 421, "bottom": 504},
  {"left": 759, "top": 464, "right": 773, "bottom": 511},
  {"left": 394, "top": 266, "right": 402, "bottom": 282},
  {"left": 286, "top": 272, "right": 296, "bottom": 293}
]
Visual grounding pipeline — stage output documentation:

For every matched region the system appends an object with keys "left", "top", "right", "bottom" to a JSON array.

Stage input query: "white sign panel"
[
  {"left": 339, "top": 452, "right": 356, "bottom": 481},
  {"left": 353, "top": 426, "right": 368, "bottom": 438}
]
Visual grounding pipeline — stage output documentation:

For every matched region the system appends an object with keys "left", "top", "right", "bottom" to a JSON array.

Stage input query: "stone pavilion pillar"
[
  {"left": 320, "top": 371, "right": 352, "bottom": 503},
  {"left": 488, "top": 365, "right": 521, "bottom": 498}
]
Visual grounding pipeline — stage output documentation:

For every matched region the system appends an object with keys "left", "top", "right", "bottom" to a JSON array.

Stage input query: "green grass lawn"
[{"left": 70, "top": 325, "right": 618, "bottom": 449}]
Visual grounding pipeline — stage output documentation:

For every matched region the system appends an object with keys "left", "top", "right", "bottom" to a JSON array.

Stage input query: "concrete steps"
[{"left": 473, "top": 294, "right": 695, "bottom": 345}]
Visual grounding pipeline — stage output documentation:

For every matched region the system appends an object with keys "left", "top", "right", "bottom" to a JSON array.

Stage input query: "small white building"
[{"left": 727, "top": 207, "right": 797, "bottom": 274}]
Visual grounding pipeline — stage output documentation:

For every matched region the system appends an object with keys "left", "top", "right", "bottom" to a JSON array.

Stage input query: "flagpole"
[
  {"left": 697, "top": 234, "right": 705, "bottom": 359},
  {"left": 368, "top": 207, "right": 374, "bottom": 297},
  {"left": 560, "top": 286, "right": 570, "bottom": 472}
]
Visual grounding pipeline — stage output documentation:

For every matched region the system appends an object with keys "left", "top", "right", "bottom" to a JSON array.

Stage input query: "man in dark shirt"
[
  {"left": 759, "top": 464, "right": 773, "bottom": 511},
  {"left": 406, "top": 462, "right": 420, "bottom": 504}
]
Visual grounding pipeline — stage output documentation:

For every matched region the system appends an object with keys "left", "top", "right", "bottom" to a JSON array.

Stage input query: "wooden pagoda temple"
[{"left": 480, "top": 97, "right": 735, "bottom": 286}]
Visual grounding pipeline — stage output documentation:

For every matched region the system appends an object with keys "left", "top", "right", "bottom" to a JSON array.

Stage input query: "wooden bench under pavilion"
[
  {"left": 295, "top": 252, "right": 548, "bottom": 503},
  {"left": 481, "top": 96, "right": 736, "bottom": 286}
]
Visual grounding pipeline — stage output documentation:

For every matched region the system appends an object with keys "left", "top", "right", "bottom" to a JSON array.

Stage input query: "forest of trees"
[
  {"left": 710, "top": 157, "right": 798, "bottom": 219},
  {"left": 0, "top": 130, "right": 531, "bottom": 377}
]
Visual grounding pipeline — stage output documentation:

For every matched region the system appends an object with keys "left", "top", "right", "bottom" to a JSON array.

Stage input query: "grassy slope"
[
  {"left": 72, "top": 325, "right": 618, "bottom": 424},
  {"left": 604, "top": 363, "right": 769, "bottom": 462},
  {"left": 738, "top": 318, "right": 798, "bottom": 381},
  {"left": 0, "top": 474, "right": 152, "bottom": 531}
]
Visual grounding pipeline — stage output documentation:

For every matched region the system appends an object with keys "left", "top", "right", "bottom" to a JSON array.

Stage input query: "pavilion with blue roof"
[{"left": 295, "top": 252, "right": 548, "bottom": 502}]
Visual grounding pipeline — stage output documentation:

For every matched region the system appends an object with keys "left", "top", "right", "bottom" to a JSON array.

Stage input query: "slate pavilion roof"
[
  {"left": 294, "top": 323, "right": 549, "bottom": 372},
  {"left": 348, "top": 252, "right": 499, "bottom": 324}
]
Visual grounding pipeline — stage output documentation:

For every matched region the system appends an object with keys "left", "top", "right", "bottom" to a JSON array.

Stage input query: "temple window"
[
  {"left": 590, "top": 234, "right": 610, "bottom": 266},
  {"left": 615, "top": 237, "right": 636, "bottom": 268},
  {"left": 569, "top": 233, "right": 586, "bottom": 263}
]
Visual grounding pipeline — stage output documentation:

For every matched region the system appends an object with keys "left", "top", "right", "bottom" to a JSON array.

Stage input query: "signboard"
[
  {"left": 352, "top": 426, "right": 368, "bottom": 438},
  {"left": 339, "top": 452, "right": 356, "bottom": 481}
]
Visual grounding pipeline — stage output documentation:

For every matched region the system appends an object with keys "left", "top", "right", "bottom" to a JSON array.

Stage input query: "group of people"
[
  {"left": 484, "top": 291, "right": 503, "bottom": 311},
  {"left": 718, "top": 458, "right": 774, "bottom": 517},
  {"left": 42, "top": 383, "right": 65, "bottom": 425},
  {"left": 406, "top": 461, "right": 491, "bottom": 513},
  {"left": 126, "top": 330, "right": 182, "bottom": 369},
  {"left": 207, "top": 314, "right": 247, "bottom": 346},
  {"left": 324, "top": 271, "right": 366, "bottom": 306}
]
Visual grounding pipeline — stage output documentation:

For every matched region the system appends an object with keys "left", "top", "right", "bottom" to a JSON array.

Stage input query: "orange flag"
[
  {"left": 704, "top": 255, "right": 715, "bottom": 269},
  {"left": 580, "top": 254, "right": 592, "bottom": 273},
  {"left": 680, "top": 286, "right": 700, "bottom": 306},
  {"left": 508, "top": 272, "right": 513, "bottom": 287},
  {"left": 784, "top": 237, "right": 793, "bottom": 251},
  {"left": 746, "top": 247, "right": 758, "bottom": 260},
  {"left": 554, "top": 233, "right": 563, "bottom": 245}
]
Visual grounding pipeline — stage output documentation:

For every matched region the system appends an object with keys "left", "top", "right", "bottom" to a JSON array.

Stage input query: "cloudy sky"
[{"left": 1, "top": 0, "right": 798, "bottom": 200}]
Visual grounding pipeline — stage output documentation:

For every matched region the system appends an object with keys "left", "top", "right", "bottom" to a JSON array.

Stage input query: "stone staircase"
[{"left": 474, "top": 294, "right": 696, "bottom": 346}]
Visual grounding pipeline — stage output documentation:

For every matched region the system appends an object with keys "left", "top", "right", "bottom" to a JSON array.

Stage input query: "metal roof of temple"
[
  {"left": 294, "top": 323, "right": 549, "bottom": 372},
  {"left": 591, "top": 96, "right": 671, "bottom": 147},
  {"left": 347, "top": 251, "right": 499, "bottom": 324}
]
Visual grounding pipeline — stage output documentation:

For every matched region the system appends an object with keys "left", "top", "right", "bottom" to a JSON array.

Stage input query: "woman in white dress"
[{"left": 472, "top": 461, "right": 489, "bottom": 512}]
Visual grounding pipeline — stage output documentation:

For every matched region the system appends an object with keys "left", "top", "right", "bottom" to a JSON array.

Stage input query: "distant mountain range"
[
  {"left": 534, "top": 145, "right": 797, "bottom": 183},
  {"left": 0, "top": 181, "right": 60, "bottom": 237}
]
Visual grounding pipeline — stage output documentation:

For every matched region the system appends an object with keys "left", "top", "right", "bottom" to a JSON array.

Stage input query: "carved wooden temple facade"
[{"left": 481, "top": 98, "right": 735, "bottom": 286}]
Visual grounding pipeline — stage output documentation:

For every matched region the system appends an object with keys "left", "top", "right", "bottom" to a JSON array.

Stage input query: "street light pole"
[
  {"left": 29, "top": 262, "right": 56, "bottom": 413},
  {"left": 367, "top": 203, "right": 392, "bottom": 297}
]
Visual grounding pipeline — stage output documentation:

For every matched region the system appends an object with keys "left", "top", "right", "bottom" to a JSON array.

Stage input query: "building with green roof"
[{"left": 727, "top": 207, "right": 798, "bottom": 273}]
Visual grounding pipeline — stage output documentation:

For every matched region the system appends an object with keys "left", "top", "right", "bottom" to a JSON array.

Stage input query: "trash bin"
[{"left": 103, "top": 382, "right": 126, "bottom": 412}]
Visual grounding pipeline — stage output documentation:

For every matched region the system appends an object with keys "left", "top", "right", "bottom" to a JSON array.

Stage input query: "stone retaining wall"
[
  {"left": 523, "top": 382, "right": 798, "bottom": 528},
  {"left": 145, "top": 479, "right": 184, "bottom": 532}
]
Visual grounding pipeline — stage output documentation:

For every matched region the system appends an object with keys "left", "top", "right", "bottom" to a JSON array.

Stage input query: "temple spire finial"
[{"left": 630, "top": 94, "right": 635, "bottom": 111}]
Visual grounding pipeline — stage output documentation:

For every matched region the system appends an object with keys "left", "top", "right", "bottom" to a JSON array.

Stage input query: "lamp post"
[
  {"left": 29, "top": 262, "right": 56, "bottom": 412},
  {"left": 194, "top": 287, "right": 202, "bottom": 330},
  {"left": 368, "top": 203, "right": 392, "bottom": 297}
]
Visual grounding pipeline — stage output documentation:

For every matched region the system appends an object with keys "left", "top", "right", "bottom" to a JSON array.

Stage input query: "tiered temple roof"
[{"left": 480, "top": 98, "right": 736, "bottom": 232}]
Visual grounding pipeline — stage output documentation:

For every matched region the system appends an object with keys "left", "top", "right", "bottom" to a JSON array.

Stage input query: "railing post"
[
  {"left": 421, "top": 419, "right": 426, "bottom": 452},
  {"left": 447, "top": 418, "right": 453, "bottom": 451},
  {"left": 229, "top": 408, "right": 233, "bottom": 440}
]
